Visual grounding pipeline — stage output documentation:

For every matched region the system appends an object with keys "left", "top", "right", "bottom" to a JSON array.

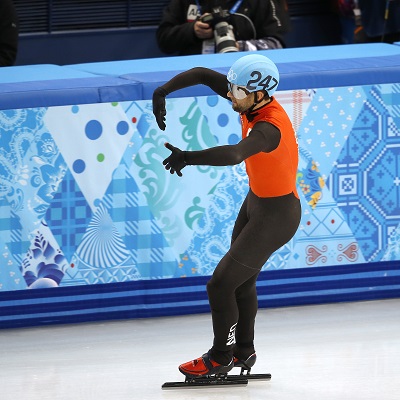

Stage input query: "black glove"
[
  {"left": 152, "top": 87, "right": 168, "bottom": 130},
  {"left": 163, "top": 142, "right": 187, "bottom": 177}
]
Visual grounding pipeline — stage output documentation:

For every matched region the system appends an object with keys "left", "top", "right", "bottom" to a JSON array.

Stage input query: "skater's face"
[
  {"left": 228, "top": 88, "right": 262, "bottom": 113},
  {"left": 227, "top": 82, "right": 268, "bottom": 112}
]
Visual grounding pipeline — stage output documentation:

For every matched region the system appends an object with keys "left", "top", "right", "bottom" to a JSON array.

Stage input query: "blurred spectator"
[
  {"left": 156, "top": 0, "right": 290, "bottom": 56},
  {"left": 0, "top": 0, "right": 19, "bottom": 66},
  {"left": 338, "top": 0, "right": 400, "bottom": 44},
  {"left": 337, "top": 0, "right": 357, "bottom": 43}
]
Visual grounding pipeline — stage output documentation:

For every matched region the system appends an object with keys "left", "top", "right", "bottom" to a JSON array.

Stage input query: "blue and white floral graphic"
[{"left": 1, "top": 85, "right": 400, "bottom": 292}]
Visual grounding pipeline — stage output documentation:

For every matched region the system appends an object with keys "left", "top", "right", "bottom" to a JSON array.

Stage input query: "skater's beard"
[{"left": 231, "top": 97, "right": 253, "bottom": 113}]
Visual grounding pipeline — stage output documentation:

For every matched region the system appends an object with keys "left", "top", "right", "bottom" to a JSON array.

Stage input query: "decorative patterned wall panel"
[{"left": 1, "top": 85, "right": 399, "bottom": 292}]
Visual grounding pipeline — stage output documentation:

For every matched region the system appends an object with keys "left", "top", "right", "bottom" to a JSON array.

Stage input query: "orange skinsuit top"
[{"left": 241, "top": 97, "right": 299, "bottom": 199}]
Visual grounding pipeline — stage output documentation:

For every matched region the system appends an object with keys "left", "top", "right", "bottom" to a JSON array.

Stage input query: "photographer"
[{"left": 156, "top": 0, "right": 290, "bottom": 55}]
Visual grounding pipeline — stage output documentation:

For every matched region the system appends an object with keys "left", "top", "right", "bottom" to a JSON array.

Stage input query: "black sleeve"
[
  {"left": 185, "top": 121, "right": 281, "bottom": 166},
  {"left": 255, "top": 0, "right": 290, "bottom": 44},
  {"left": 156, "top": 0, "right": 202, "bottom": 55},
  {"left": 161, "top": 67, "right": 229, "bottom": 99},
  {"left": 233, "top": 0, "right": 290, "bottom": 48},
  {"left": 0, "top": 0, "right": 19, "bottom": 67}
]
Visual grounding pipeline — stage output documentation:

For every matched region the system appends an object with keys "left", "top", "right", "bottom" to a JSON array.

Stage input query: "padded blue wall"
[{"left": 1, "top": 43, "right": 400, "bottom": 329}]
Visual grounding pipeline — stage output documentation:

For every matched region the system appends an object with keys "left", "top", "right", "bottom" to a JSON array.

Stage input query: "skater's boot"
[
  {"left": 179, "top": 352, "right": 234, "bottom": 378},
  {"left": 233, "top": 352, "right": 257, "bottom": 370}
]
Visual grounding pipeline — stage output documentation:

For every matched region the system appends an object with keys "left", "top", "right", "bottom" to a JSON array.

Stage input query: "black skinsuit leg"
[{"left": 207, "top": 190, "right": 301, "bottom": 364}]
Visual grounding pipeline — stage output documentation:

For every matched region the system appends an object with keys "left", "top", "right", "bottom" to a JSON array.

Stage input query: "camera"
[{"left": 200, "top": 7, "right": 238, "bottom": 53}]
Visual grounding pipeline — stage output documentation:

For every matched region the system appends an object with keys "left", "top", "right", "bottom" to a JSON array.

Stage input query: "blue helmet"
[{"left": 227, "top": 54, "right": 280, "bottom": 97}]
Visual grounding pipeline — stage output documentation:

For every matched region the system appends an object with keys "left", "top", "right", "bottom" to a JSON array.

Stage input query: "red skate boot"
[
  {"left": 178, "top": 352, "right": 234, "bottom": 379},
  {"left": 162, "top": 351, "right": 270, "bottom": 388}
]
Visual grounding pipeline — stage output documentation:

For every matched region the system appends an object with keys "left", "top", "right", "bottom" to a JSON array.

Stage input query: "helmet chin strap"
[{"left": 246, "top": 91, "right": 268, "bottom": 116}]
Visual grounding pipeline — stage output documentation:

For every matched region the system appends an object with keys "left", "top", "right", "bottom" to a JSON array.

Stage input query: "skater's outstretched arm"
[
  {"left": 163, "top": 121, "right": 281, "bottom": 177},
  {"left": 153, "top": 67, "right": 227, "bottom": 130}
]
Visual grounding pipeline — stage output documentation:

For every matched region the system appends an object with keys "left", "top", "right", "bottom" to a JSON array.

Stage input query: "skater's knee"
[
  {"left": 207, "top": 276, "right": 231, "bottom": 298},
  {"left": 207, "top": 278, "right": 223, "bottom": 296},
  {"left": 206, "top": 278, "right": 217, "bottom": 297}
]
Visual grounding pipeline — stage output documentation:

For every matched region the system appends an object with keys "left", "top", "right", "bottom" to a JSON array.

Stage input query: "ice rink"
[{"left": 1, "top": 298, "right": 399, "bottom": 400}]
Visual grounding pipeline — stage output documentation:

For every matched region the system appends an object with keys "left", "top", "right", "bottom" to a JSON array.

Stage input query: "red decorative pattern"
[
  {"left": 306, "top": 244, "right": 327, "bottom": 265},
  {"left": 337, "top": 243, "right": 359, "bottom": 262}
]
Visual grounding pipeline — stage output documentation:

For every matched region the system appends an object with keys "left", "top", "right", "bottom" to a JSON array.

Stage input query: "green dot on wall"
[
  {"left": 111, "top": 102, "right": 118, "bottom": 107},
  {"left": 97, "top": 153, "right": 105, "bottom": 162}
]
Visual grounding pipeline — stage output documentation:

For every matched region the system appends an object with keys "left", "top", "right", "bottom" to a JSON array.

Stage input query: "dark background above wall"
[{"left": 13, "top": 0, "right": 342, "bottom": 65}]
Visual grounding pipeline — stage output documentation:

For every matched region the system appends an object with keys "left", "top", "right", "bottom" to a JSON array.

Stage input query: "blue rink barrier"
[
  {"left": 1, "top": 43, "right": 400, "bottom": 329},
  {"left": 1, "top": 43, "right": 400, "bottom": 109},
  {"left": 0, "top": 77, "right": 142, "bottom": 109},
  {"left": 0, "top": 64, "right": 142, "bottom": 109},
  {"left": 68, "top": 43, "right": 400, "bottom": 100},
  {"left": 69, "top": 43, "right": 400, "bottom": 75},
  {"left": 0, "top": 261, "right": 399, "bottom": 329}
]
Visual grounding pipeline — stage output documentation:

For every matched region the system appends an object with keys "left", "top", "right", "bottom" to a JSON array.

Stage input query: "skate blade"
[
  {"left": 162, "top": 376, "right": 248, "bottom": 390},
  {"left": 227, "top": 373, "right": 271, "bottom": 381}
]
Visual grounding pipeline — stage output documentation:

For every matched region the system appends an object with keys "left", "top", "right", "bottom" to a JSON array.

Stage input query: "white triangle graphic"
[{"left": 44, "top": 103, "right": 134, "bottom": 211}]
